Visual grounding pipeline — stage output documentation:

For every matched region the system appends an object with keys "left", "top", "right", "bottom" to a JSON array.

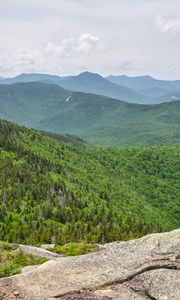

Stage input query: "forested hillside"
[
  {"left": 0, "top": 119, "right": 179, "bottom": 245},
  {"left": 0, "top": 82, "right": 180, "bottom": 147},
  {"left": 0, "top": 72, "right": 147, "bottom": 103}
]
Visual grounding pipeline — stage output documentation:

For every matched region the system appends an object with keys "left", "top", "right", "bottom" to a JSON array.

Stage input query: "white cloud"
[
  {"left": 14, "top": 47, "right": 43, "bottom": 66},
  {"left": 0, "top": 33, "right": 104, "bottom": 75},
  {"left": 45, "top": 33, "right": 103, "bottom": 58},
  {"left": 156, "top": 15, "right": 180, "bottom": 33},
  {"left": 0, "top": 47, "right": 45, "bottom": 75}
]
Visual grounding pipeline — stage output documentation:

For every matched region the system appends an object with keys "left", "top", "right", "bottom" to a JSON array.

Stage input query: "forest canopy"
[{"left": 0, "top": 119, "right": 179, "bottom": 245}]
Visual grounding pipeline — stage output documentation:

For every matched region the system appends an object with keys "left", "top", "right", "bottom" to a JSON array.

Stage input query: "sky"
[{"left": 0, "top": 0, "right": 180, "bottom": 79}]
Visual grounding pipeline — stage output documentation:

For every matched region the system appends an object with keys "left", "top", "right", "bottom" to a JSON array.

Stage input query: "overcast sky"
[{"left": 0, "top": 0, "right": 180, "bottom": 79}]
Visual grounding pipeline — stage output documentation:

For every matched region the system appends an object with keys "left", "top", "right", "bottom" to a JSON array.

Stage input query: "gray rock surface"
[
  {"left": 131, "top": 268, "right": 180, "bottom": 300},
  {"left": 40, "top": 244, "right": 55, "bottom": 250},
  {"left": 0, "top": 229, "right": 179, "bottom": 300},
  {"left": 21, "top": 265, "right": 40, "bottom": 274},
  {"left": 18, "top": 244, "right": 62, "bottom": 260}
]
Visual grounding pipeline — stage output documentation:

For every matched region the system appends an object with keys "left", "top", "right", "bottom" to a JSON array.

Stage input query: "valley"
[
  {"left": 0, "top": 119, "right": 179, "bottom": 245},
  {"left": 0, "top": 82, "right": 179, "bottom": 147},
  {"left": 1, "top": 71, "right": 180, "bottom": 104},
  {"left": 1, "top": 0, "right": 180, "bottom": 298}
]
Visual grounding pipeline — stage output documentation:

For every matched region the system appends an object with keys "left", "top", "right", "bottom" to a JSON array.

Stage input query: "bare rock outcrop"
[
  {"left": 18, "top": 244, "right": 62, "bottom": 260},
  {"left": 0, "top": 229, "right": 179, "bottom": 300}
]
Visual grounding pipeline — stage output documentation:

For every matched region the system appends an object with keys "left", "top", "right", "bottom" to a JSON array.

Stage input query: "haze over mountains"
[
  {"left": 0, "top": 81, "right": 179, "bottom": 147},
  {"left": 107, "top": 74, "right": 180, "bottom": 103},
  {"left": 1, "top": 71, "right": 180, "bottom": 104},
  {"left": 1, "top": 0, "right": 180, "bottom": 298}
]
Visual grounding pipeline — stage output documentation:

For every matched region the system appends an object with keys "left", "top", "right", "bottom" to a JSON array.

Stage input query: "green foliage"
[
  {"left": 0, "top": 82, "right": 179, "bottom": 147},
  {"left": 0, "top": 262, "right": 20, "bottom": 278},
  {"left": 0, "top": 241, "right": 18, "bottom": 251},
  {"left": 0, "top": 119, "right": 179, "bottom": 246},
  {"left": 40, "top": 131, "right": 87, "bottom": 148},
  {"left": 0, "top": 245, "right": 47, "bottom": 278},
  {"left": 49, "top": 242, "right": 98, "bottom": 256}
]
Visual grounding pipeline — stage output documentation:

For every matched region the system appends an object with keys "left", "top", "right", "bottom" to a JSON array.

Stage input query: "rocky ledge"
[{"left": 0, "top": 229, "right": 179, "bottom": 300}]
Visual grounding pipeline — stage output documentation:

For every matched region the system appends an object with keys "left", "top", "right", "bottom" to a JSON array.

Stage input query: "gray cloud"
[{"left": 0, "top": 0, "right": 180, "bottom": 79}]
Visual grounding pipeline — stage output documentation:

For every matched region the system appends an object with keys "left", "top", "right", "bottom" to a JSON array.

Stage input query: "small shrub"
[
  {"left": 0, "top": 246, "right": 48, "bottom": 278},
  {"left": 48, "top": 242, "right": 99, "bottom": 256},
  {"left": 0, "top": 262, "right": 20, "bottom": 278},
  {"left": 0, "top": 241, "right": 18, "bottom": 251}
]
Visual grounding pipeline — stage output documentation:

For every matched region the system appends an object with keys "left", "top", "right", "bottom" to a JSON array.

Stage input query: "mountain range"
[
  {"left": 1, "top": 71, "right": 180, "bottom": 104},
  {"left": 0, "top": 82, "right": 179, "bottom": 147},
  {"left": 107, "top": 74, "right": 180, "bottom": 103}
]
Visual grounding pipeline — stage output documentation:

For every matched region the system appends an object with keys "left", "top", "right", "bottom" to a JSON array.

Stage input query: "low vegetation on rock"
[
  {"left": 0, "top": 229, "right": 179, "bottom": 300},
  {"left": 0, "top": 241, "right": 47, "bottom": 278},
  {"left": 48, "top": 242, "right": 99, "bottom": 256}
]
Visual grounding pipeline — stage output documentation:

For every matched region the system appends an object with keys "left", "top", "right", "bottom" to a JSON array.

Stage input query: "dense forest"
[{"left": 0, "top": 119, "right": 179, "bottom": 245}]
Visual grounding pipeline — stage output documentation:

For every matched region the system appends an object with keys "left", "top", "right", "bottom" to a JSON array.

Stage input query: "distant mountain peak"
[
  {"left": 13, "top": 73, "right": 61, "bottom": 81},
  {"left": 77, "top": 71, "right": 103, "bottom": 79},
  {"left": 139, "top": 75, "right": 154, "bottom": 79}
]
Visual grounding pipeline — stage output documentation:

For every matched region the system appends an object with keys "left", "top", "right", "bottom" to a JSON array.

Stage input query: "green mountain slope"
[
  {"left": 0, "top": 82, "right": 71, "bottom": 126},
  {"left": 0, "top": 119, "right": 179, "bottom": 245},
  {"left": 2, "top": 72, "right": 180, "bottom": 104},
  {"left": 58, "top": 71, "right": 146, "bottom": 103},
  {"left": 0, "top": 82, "right": 179, "bottom": 147},
  {"left": 38, "top": 94, "right": 180, "bottom": 147},
  {"left": 1, "top": 72, "right": 148, "bottom": 103}
]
